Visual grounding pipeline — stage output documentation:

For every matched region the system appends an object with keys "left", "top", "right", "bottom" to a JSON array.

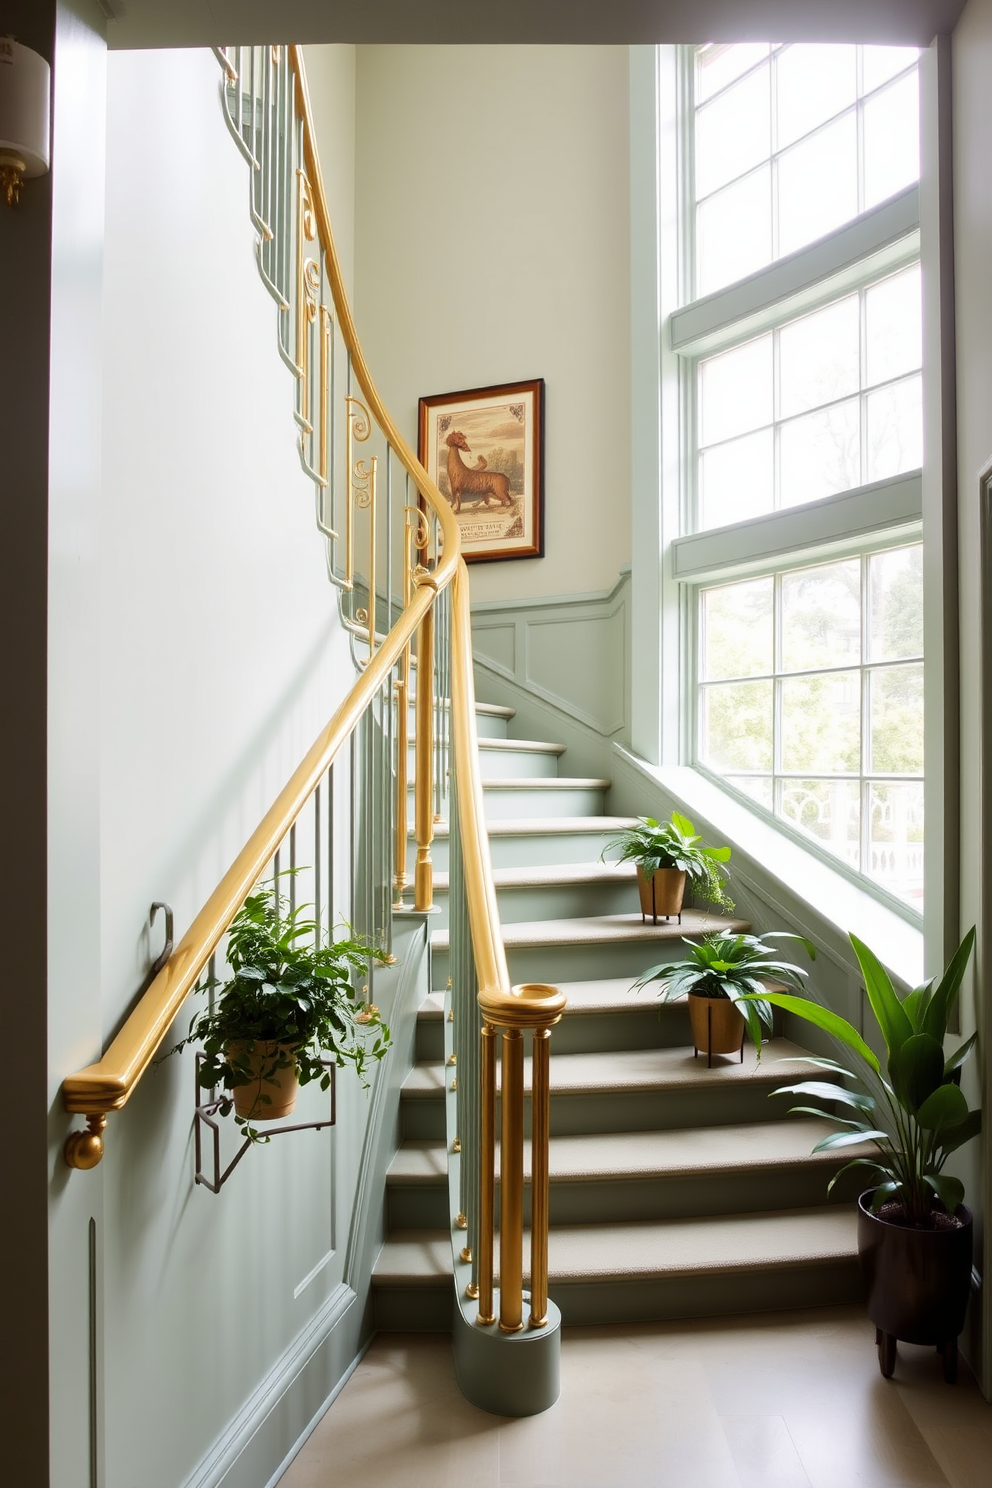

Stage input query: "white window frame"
[{"left": 628, "top": 40, "right": 955, "bottom": 969}]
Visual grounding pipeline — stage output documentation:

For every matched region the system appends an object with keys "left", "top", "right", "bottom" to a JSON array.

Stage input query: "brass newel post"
[
  {"left": 477, "top": 1021, "right": 497, "bottom": 1325},
  {"left": 414, "top": 596, "right": 435, "bottom": 911},
  {"left": 393, "top": 648, "right": 410, "bottom": 906},
  {"left": 499, "top": 1027, "right": 525, "bottom": 1333},
  {"left": 529, "top": 1026, "right": 552, "bottom": 1327}
]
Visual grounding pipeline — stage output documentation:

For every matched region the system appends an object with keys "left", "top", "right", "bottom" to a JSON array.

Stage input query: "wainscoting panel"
[{"left": 471, "top": 572, "right": 631, "bottom": 777}]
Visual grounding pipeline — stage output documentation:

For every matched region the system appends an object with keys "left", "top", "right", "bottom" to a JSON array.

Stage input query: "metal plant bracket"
[{"left": 193, "top": 1054, "right": 337, "bottom": 1194}]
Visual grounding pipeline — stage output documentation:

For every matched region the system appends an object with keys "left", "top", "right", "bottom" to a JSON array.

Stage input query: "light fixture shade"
[{"left": 0, "top": 38, "right": 51, "bottom": 177}]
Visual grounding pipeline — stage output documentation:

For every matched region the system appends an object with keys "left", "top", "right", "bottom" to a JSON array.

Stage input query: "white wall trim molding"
[{"left": 182, "top": 1282, "right": 358, "bottom": 1488}]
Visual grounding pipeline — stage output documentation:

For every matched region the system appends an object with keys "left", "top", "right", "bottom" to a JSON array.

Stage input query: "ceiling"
[{"left": 102, "top": 0, "right": 968, "bottom": 50}]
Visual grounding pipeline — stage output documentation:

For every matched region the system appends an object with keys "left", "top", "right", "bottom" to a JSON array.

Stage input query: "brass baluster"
[{"left": 477, "top": 1021, "right": 497, "bottom": 1325}]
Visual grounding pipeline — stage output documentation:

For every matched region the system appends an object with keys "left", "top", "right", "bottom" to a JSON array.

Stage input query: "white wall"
[
  {"left": 951, "top": 0, "right": 992, "bottom": 1394},
  {"left": 353, "top": 44, "right": 633, "bottom": 603},
  {"left": 44, "top": 45, "right": 404, "bottom": 1488}
]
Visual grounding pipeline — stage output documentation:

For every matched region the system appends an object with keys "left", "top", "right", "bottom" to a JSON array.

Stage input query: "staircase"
[{"left": 372, "top": 702, "right": 862, "bottom": 1329}]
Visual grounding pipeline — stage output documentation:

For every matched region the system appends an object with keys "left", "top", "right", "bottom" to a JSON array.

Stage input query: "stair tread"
[
  {"left": 480, "top": 776, "right": 611, "bottom": 790},
  {"left": 427, "top": 815, "right": 636, "bottom": 840},
  {"left": 477, "top": 738, "right": 567, "bottom": 755},
  {"left": 387, "top": 1118, "right": 856, "bottom": 1184},
  {"left": 400, "top": 1037, "right": 814, "bottom": 1097},
  {"left": 373, "top": 1205, "right": 858, "bottom": 1284},
  {"left": 433, "top": 862, "right": 638, "bottom": 894},
  {"left": 431, "top": 909, "right": 747, "bottom": 952},
  {"left": 476, "top": 703, "right": 515, "bottom": 718}
]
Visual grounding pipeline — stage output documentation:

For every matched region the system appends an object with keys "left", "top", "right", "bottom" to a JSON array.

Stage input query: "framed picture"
[{"left": 418, "top": 379, "right": 545, "bottom": 563}]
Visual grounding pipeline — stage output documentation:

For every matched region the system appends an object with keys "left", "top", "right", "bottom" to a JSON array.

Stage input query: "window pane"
[
  {"left": 865, "top": 374, "right": 923, "bottom": 482},
  {"left": 700, "top": 680, "right": 773, "bottom": 772},
  {"left": 698, "top": 429, "right": 774, "bottom": 529},
  {"left": 862, "top": 46, "right": 920, "bottom": 95},
  {"left": 726, "top": 775, "right": 774, "bottom": 810},
  {"left": 697, "top": 42, "right": 771, "bottom": 103},
  {"left": 778, "top": 295, "right": 860, "bottom": 420},
  {"left": 699, "top": 335, "right": 772, "bottom": 445},
  {"left": 697, "top": 168, "right": 772, "bottom": 295},
  {"left": 868, "top": 781, "right": 924, "bottom": 907},
  {"left": 864, "top": 71, "right": 920, "bottom": 209},
  {"left": 865, "top": 265, "right": 922, "bottom": 387},
  {"left": 869, "top": 545, "right": 923, "bottom": 661},
  {"left": 781, "top": 560, "right": 861, "bottom": 673},
  {"left": 870, "top": 664, "right": 924, "bottom": 773},
  {"left": 696, "top": 64, "right": 771, "bottom": 199},
  {"left": 781, "top": 672, "right": 861, "bottom": 773},
  {"left": 775, "top": 44, "right": 856, "bottom": 151},
  {"left": 781, "top": 778, "right": 860, "bottom": 868},
  {"left": 702, "top": 578, "right": 774, "bottom": 680},
  {"left": 779, "top": 397, "right": 861, "bottom": 507},
  {"left": 777, "top": 112, "right": 858, "bottom": 257}
]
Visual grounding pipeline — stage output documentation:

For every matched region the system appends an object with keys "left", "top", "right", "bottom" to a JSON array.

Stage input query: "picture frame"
[{"left": 418, "top": 379, "right": 545, "bottom": 563}]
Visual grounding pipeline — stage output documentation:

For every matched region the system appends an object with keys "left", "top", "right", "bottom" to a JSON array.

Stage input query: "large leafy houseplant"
[
  {"left": 603, "top": 811, "right": 734, "bottom": 912},
  {"left": 754, "top": 929, "right": 980, "bottom": 1226},
  {"left": 170, "top": 876, "right": 391, "bottom": 1139},
  {"left": 633, "top": 930, "right": 815, "bottom": 1053}
]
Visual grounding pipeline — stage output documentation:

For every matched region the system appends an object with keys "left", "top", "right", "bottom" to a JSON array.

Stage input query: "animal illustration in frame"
[{"left": 418, "top": 379, "right": 545, "bottom": 563}]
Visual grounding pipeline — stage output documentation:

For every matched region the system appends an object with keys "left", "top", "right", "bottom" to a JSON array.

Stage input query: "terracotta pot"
[
  {"left": 687, "top": 993, "right": 745, "bottom": 1066},
  {"left": 227, "top": 1039, "right": 299, "bottom": 1121},
  {"left": 858, "top": 1190, "right": 973, "bottom": 1381},
  {"left": 636, "top": 866, "right": 686, "bottom": 923}
]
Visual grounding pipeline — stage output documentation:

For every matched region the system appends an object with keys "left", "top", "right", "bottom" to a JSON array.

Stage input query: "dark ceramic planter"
[{"left": 857, "top": 1190, "right": 973, "bottom": 1382}]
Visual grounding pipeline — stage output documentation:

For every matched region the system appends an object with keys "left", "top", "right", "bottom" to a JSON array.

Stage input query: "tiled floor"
[{"left": 276, "top": 1306, "right": 991, "bottom": 1488}]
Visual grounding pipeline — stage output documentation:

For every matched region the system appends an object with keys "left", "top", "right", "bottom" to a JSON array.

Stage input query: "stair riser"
[
  {"left": 371, "top": 1259, "right": 863, "bottom": 1333},
  {"left": 405, "top": 743, "right": 561, "bottom": 779},
  {"left": 431, "top": 937, "right": 690, "bottom": 989},
  {"left": 386, "top": 1164, "right": 860, "bottom": 1232},
  {"left": 482, "top": 786, "right": 607, "bottom": 820},
  {"left": 428, "top": 877, "right": 637, "bottom": 933},
  {"left": 400, "top": 1078, "right": 797, "bottom": 1143},
  {"left": 411, "top": 829, "right": 622, "bottom": 874},
  {"left": 416, "top": 1017, "right": 445, "bottom": 1063},
  {"left": 400, "top": 1098, "right": 446, "bottom": 1141},
  {"left": 546, "top": 1259, "right": 864, "bottom": 1327}
]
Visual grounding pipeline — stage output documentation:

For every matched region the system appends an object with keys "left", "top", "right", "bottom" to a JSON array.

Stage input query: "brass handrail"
[{"left": 62, "top": 46, "right": 459, "bottom": 1169}]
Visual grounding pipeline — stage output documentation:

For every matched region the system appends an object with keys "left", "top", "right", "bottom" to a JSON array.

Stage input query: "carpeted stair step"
[
  {"left": 409, "top": 815, "right": 637, "bottom": 873},
  {"left": 397, "top": 1037, "right": 819, "bottom": 1141},
  {"left": 429, "top": 860, "right": 640, "bottom": 932},
  {"left": 385, "top": 1117, "right": 864, "bottom": 1230},
  {"left": 430, "top": 909, "right": 749, "bottom": 986},
  {"left": 371, "top": 1205, "right": 861, "bottom": 1331}
]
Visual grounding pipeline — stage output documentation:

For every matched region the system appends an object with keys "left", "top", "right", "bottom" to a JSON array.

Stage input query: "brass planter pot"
[
  {"left": 636, "top": 866, "right": 686, "bottom": 924},
  {"left": 687, "top": 993, "right": 745, "bottom": 1067},
  {"left": 228, "top": 1039, "right": 300, "bottom": 1121}
]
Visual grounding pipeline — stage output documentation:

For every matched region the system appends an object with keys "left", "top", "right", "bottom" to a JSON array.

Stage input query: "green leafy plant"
[
  {"left": 633, "top": 930, "right": 816, "bottom": 1052},
  {"left": 752, "top": 929, "right": 980, "bottom": 1226},
  {"left": 168, "top": 874, "right": 391, "bottom": 1140},
  {"left": 602, "top": 811, "right": 734, "bottom": 910}
]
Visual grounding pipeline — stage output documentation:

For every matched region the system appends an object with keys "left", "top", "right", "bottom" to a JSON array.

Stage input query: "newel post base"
[{"left": 453, "top": 1290, "right": 561, "bottom": 1417}]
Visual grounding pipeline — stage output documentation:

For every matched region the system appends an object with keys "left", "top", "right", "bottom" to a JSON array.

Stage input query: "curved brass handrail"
[{"left": 62, "top": 47, "right": 460, "bottom": 1166}]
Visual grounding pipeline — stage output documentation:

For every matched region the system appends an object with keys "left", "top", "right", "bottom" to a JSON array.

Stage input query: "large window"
[{"left": 671, "top": 42, "right": 924, "bottom": 914}]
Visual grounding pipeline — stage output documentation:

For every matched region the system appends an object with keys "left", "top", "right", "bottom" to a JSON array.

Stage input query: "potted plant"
[
  {"left": 633, "top": 930, "right": 815, "bottom": 1065},
  {"left": 603, "top": 811, "right": 733, "bottom": 923},
  {"left": 753, "top": 929, "right": 980, "bottom": 1381},
  {"left": 169, "top": 875, "right": 391, "bottom": 1141}
]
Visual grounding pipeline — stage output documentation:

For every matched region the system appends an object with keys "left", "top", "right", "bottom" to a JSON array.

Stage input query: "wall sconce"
[{"left": 0, "top": 37, "right": 51, "bottom": 209}]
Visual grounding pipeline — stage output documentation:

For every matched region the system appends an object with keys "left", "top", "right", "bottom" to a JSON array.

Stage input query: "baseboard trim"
[
  {"left": 179, "top": 1283, "right": 358, "bottom": 1488},
  {"left": 261, "top": 1330, "right": 375, "bottom": 1488}
]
